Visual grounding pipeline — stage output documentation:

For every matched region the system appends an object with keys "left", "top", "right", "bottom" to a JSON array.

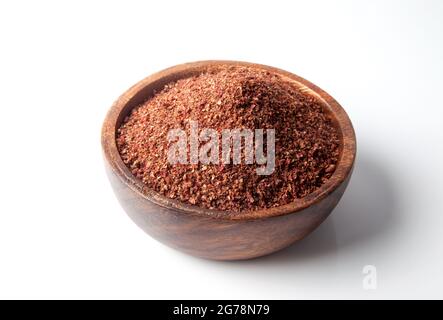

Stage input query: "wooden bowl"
[{"left": 101, "top": 60, "right": 356, "bottom": 260}]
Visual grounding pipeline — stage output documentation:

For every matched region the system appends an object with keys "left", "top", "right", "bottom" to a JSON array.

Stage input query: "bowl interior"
[{"left": 102, "top": 61, "right": 356, "bottom": 220}]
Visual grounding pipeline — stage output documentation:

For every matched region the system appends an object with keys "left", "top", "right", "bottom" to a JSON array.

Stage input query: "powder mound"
[{"left": 116, "top": 66, "right": 341, "bottom": 212}]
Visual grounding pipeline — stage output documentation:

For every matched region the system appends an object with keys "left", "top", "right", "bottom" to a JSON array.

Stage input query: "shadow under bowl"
[{"left": 101, "top": 60, "right": 356, "bottom": 260}]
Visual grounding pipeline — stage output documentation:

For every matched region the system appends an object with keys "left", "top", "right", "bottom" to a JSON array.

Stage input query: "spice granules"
[{"left": 116, "top": 66, "right": 341, "bottom": 212}]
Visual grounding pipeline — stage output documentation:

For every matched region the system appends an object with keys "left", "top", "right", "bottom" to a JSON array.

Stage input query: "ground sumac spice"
[{"left": 116, "top": 66, "right": 341, "bottom": 212}]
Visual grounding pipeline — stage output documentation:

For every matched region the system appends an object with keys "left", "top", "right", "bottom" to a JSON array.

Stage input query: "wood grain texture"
[{"left": 101, "top": 60, "right": 356, "bottom": 260}]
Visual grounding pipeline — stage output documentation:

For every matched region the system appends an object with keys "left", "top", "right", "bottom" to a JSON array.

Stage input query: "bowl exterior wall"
[{"left": 104, "top": 160, "right": 352, "bottom": 260}]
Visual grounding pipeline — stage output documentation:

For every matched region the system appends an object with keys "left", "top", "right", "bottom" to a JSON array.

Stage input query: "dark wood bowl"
[{"left": 101, "top": 60, "right": 356, "bottom": 260}]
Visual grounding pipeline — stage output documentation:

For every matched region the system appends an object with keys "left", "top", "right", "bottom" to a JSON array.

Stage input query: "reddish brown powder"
[{"left": 116, "top": 66, "right": 341, "bottom": 212}]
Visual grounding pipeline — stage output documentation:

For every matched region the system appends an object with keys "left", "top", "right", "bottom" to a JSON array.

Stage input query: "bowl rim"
[{"left": 101, "top": 60, "right": 356, "bottom": 221}]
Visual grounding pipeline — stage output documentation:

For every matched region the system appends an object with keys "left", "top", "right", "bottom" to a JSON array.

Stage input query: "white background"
[{"left": 0, "top": 0, "right": 442, "bottom": 299}]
